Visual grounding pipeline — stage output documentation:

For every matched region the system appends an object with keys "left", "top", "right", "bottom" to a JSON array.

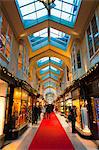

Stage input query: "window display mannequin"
[{"left": 81, "top": 103, "right": 90, "bottom": 132}]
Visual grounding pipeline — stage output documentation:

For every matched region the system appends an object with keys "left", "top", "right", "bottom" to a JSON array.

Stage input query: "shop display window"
[
  {"left": 80, "top": 100, "right": 90, "bottom": 132},
  {"left": 0, "top": 80, "right": 8, "bottom": 136},
  {"left": 5, "top": 87, "right": 10, "bottom": 125},
  {"left": 27, "top": 96, "right": 32, "bottom": 123},
  {"left": 73, "top": 99, "right": 81, "bottom": 128},
  {"left": 65, "top": 100, "right": 72, "bottom": 118},
  {"left": 12, "top": 88, "right": 28, "bottom": 129},
  {"left": 91, "top": 97, "right": 99, "bottom": 135}
]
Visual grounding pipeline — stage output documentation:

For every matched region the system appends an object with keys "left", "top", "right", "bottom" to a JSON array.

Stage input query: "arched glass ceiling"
[
  {"left": 44, "top": 82, "right": 56, "bottom": 88},
  {"left": 16, "top": 0, "right": 81, "bottom": 28},
  {"left": 37, "top": 57, "right": 63, "bottom": 67},
  {"left": 28, "top": 27, "right": 70, "bottom": 51},
  {"left": 42, "top": 73, "right": 58, "bottom": 80},
  {"left": 40, "top": 65, "right": 60, "bottom": 75}
]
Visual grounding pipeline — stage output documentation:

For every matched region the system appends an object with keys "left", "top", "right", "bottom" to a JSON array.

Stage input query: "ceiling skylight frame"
[{"left": 16, "top": 0, "right": 81, "bottom": 29}]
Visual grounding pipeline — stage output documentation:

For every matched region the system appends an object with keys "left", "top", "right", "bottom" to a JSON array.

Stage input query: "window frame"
[{"left": 86, "top": 11, "right": 99, "bottom": 60}]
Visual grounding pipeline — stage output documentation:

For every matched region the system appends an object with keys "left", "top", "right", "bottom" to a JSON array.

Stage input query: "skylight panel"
[
  {"left": 51, "top": 74, "right": 58, "bottom": 80},
  {"left": 33, "top": 31, "right": 40, "bottom": 37},
  {"left": 63, "top": 0, "right": 74, "bottom": 4},
  {"left": 44, "top": 82, "right": 54, "bottom": 87},
  {"left": 62, "top": 3, "right": 74, "bottom": 14},
  {"left": 38, "top": 57, "right": 49, "bottom": 63},
  {"left": 40, "top": 28, "right": 47, "bottom": 34},
  {"left": 17, "top": 0, "right": 35, "bottom": 7},
  {"left": 61, "top": 11, "right": 72, "bottom": 22},
  {"left": 51, "top": 9, "right": 61, "bottom": 18},
  {"left": 41, "top": 66, "right": 49, "bottom": 72},
  {"left": 36, "top": 8, "right": 47, "bottom": 18},
  {"left": 54, "top": 0, "right": 62, "bottom": 10},
  {"left": 23, "top": 13, "right": 36, "bottom": 20},
  {"left": 50, "top": 28, "right": 59, "bottom": 35},
  {"left": 20, "top": 3, "right": 35, "bottom": 16},
  {"left": 39, "top": 33, "right": 48, "bottom": 38},
  {"left": 35, "top": 1, "right": 44, "bottom": 10},
  {"left": 51, "top": 57, "right": 61, "bottom": 63},
  {"left": 16, "top": 0, "right": 81, "bottom": 28},
  {"left": 42, "top": 74, "right": 50, "bottom": 80},
  {"left": 50, "top": 66, "right": 57, "bottom": 71}
]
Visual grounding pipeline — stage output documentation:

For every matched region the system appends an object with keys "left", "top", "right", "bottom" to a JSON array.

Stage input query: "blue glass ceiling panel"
[
  {"left": 28, "top": 27, "right": 70, "bottom": 51},
  {"left": 16, "top": 0, "right": 81, "bottom": 28},
  {"left": 51, "top": 57, "right": 63, "bottom": 67},
  {"left": 42, "top": 74, "right": 50, "bottom": 80},
  {"left": 37, "top": 57, "right": 63, "bottom": 67},
  {"left": 40, "top": 66, "right": 49, "bottom": 75},
  {"left": 16, "top": 0, "right": 48, "bottom": 28},
  {"left": 44, "top": 82, "right": 56, "bottom": 88},
  {"left": 40, "top": 65, "right": 60, "bottom": 75},
  {"left": 50, "top": 0, "right": 81, "bottom": 27},
  {"left": 37, "top": 57, "right": 49, "bottom": 67},
  {"left": 28, "top": 28, "right": 48, "bottom": 51},
  {"left": 42, "top": 73, "right": 58, "bottom": 80}
]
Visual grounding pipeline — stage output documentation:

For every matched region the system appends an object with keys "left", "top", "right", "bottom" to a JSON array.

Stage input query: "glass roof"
[
  {"left": 16, "top": 0, "right": 81, "bottom": 28},
  {"left": 42, "top": 73, "right": 58, "bottom": 80},
  {"left": 28, "top": 27, "right": 70, "bottom": 51},
  {"left": 44, "top": 82, "right": 56, "bottom": 88},
  {"left": 37, "top": 57, "right": 63, "bottom": 67},
  {"left": 40, "top": 65, "right": 60, "bottom": 75}
]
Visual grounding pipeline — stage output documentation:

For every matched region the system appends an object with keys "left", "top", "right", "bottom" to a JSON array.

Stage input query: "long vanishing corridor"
[
  {"left": 0, "top": 0, "right": 99, "bottom": 149},
  {"left": 29, "top": 113, "right": 74, "bottom": 150}
]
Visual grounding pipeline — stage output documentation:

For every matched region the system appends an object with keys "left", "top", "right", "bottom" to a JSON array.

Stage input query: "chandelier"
[{"left": 39, "top": 0, "right": 55, "bottom": 10}]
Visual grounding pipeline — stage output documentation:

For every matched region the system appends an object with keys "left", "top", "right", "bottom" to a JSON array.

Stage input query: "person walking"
[
  {"left": 46, "top": 104, "right": 51, "bottom": 119},
  {"left": 42, "top": 105, "right": 46, "bottom": 119},
  {"left": 70, "top": 106, "right": 77, "bottom": 133},
  {"left": 38, "top": 105, "right": 41, "bottom": 120},
  {"left": 32, "top": 104, "right": 39, "bottom": 124}
]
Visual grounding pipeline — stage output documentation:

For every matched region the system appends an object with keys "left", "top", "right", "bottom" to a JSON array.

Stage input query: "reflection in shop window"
[{"left": 91, "top": 15, "right": 99, "bottom": 52}]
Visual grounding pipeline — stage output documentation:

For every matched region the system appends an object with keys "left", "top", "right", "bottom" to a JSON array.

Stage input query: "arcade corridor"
[
  {"left": 0, "top": 0, "right": 99, "bottom": 149},
  {"left": 3, "top": 112, "right": 98, "bottom": 150}
]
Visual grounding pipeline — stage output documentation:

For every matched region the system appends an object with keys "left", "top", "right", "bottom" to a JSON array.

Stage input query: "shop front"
[
  {"left": 79, "top": 63, "right": 99, "bottom": 139},
  {"left": 71, "top": 87, "right": 91, "bottom": 138},
  {"left": 64, "top": 92, "right": 72, "bottom": 118},
  {"left": 86, "top": 77, "right": 99, "bottom": 139},
  {"left": 0, "top": 79, "right": 8, "bottom": 148},
  {"left": 11, "top": 87, "right": 28, "bottom": 139}
]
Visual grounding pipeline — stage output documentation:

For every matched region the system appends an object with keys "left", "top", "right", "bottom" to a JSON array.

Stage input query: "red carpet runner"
[{"left": 29, "top": 113, "right": 74, "bottom": 150}]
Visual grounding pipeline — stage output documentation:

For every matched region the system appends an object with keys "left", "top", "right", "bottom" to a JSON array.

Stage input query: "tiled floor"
[{"left": 2, "top": 113, "right": 99, "bottom": 150}]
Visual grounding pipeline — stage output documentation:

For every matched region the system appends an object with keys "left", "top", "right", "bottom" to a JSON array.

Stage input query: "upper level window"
[
  {"left": 91, "top": 15, "right": 99, "bottom": 52},
  {"left": 86, "top": 13, "right": 99, "bottom": 58},
  {"left": 87, "top": 26, "right": 94, "bottom": 58},
  {"left": 77, "top": 50, "right": 81, "bottom": 69}
]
